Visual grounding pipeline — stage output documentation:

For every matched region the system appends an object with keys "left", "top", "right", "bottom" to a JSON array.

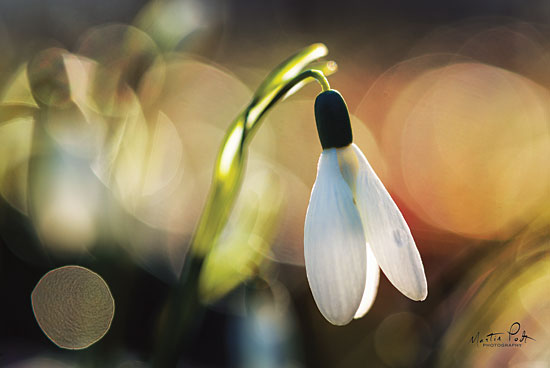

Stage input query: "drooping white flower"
[{"left": 304, "top": 90, "right": 427, "bottom": 326}]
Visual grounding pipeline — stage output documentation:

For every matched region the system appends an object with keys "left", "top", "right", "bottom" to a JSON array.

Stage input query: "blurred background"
[{"left": 0, "top": 0, "right": 549, "bottom": 367}]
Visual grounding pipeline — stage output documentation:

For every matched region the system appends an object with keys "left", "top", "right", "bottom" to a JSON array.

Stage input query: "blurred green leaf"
[{"left": 199, "top": 169, "right": 283, "bottom": 303}]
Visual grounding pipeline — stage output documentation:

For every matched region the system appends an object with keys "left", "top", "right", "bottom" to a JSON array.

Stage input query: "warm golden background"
[{"left": 0, "top": 0, "right": 548, "bottom": 367}]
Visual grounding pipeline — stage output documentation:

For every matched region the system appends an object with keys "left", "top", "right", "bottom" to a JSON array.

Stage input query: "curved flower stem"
[
  {"left": 191, "top": 69, "right": 332, "bottom": 261},
  {"left": 152, "top": 46, "right": 336, "bottom": 367},
  {"left": 244, "top": 69, "right": 331, "bottom": 140}
]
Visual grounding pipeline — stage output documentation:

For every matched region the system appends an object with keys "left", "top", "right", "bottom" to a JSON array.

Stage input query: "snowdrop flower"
[{"left": 304, "top": 90, "right": 427, "bottom": 325}]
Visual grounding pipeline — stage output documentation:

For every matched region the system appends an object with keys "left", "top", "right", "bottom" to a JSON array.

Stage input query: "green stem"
[
  {"left": 193, "top": 69, "right": 332, "bottom": 260},
  {"left": 152, "top": 56, "right": 335, "bottom": 367}
]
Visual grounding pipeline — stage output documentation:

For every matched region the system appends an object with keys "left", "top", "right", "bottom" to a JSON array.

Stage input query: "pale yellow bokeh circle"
[{"left": 31, "top": 265, "right": 115, "bottom": 350}]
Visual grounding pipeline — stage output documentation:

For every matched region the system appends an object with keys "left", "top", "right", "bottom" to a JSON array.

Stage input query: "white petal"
[
  {"left": 354, "top": 243, "right": 380, "bottom": 318},
  {"left": 349, "top": 143, "right": 428, "bottom": 301},
  {"left": 304, "top": 149, "right": 367, "bottom": 325}
]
